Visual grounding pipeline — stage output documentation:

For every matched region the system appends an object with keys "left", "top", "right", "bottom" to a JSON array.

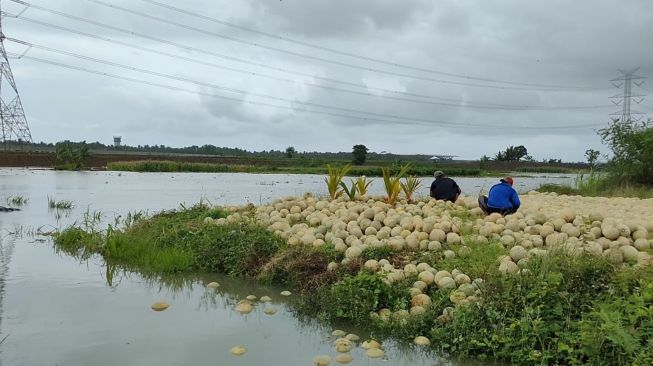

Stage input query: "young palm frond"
[
  {"left": 340, "top": 180, "right": 358, "bottom": 200},
  {"left": 355, "top": 176, "right": 372, "bottom": 197},
  {"left": 400, "top": 176, "right": 422, "bottom": 203},
  {"left": 324, "top": 164, "right": 352, "bottom": 200},
  {"left": 381, "top": 164, "right": 411, "bottom": 204}
]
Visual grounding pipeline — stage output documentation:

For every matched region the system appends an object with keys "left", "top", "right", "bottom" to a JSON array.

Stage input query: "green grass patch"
[
  {"left": 107, "top": 160, "right": 482, "bottom": 177},
  {"left": 536, "top": 183, "right": 580, "bottom": 195},
  {"left": 53, "top": 226, "right": 102, "bottom": 259},
  {"left": 536, "top": 171, "right": 653, "bottom": 198},
  {"left": 429, "top": 240, "right": 506, "bottom": 279},
  {"left": 514, "top": 166, "right": 580, "bottom": 174},
  {"left": 257, "top": 245, "right": 344, "bottom": 289},
  {"left": 54, "top": 204, "right": 285, "bottom": 275},
  {"left": 321, "top": 272, "right": 412, "bottom": 324}
]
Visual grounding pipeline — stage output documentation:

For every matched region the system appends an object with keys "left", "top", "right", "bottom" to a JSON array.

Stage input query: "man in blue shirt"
[{"left": 478, "top": 177, "right": 521, "bottom": 215}]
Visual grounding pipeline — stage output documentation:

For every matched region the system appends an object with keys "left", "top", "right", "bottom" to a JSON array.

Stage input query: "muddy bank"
[{"left": 0, "top": 150, "right": 294, "bottom": 169}]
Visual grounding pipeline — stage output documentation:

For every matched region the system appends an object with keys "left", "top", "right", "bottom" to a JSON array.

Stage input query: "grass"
[
  {"left": 6, "top": 195, "right": 28, "bottom": 206},
  {"left": 107, "top": 160, "right": 482, "bottom": 177},
  {"left": 514, "top": 166, "right": 581, "bottom": 174},
  {"left": 54, "top": 204, "right": 285, "bottom": 275},
  {"left": 536, "top": 171, "right": 653, "bottom": 198},
  {"left": 48, "top": 196, "right": 74, "bottom": 210}
]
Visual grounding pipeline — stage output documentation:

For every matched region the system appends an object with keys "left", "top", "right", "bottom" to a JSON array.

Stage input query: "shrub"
[{"left": 324, "top": 272, "right": 410, "bottom": 324}]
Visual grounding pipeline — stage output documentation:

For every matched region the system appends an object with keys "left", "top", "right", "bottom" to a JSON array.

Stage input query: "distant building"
[
  {"left": 113, "top": 136, "right": 122, "bottom": 147},
  {"left": 430, "top": 155, "right": 457, "bottom": 163}
]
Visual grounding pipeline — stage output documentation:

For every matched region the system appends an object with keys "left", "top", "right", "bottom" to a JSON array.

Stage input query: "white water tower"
[{"left": 113, "top": 136, "right": 122, "bottom": 147}]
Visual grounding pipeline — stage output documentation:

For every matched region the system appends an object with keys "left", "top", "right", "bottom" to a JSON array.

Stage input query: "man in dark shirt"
[{"left": 430, "top": 171, "right": 461, "bottom": 202}]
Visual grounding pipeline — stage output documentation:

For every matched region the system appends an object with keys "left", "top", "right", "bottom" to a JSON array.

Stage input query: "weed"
[
  {"left": 47, "top": 196, "right": 74, "bottom": 210},
  {"left": 361, "top": 246, "right": 395, "bottom": 261},
  {"left": 258, "top": 245, "right": 342, "bottom": 289},
  {"left": 323, "top": 272, "right": 411, "bottom": 324},
  {"left": 6, "top": 195, "right": 28, "bottom": 206}
]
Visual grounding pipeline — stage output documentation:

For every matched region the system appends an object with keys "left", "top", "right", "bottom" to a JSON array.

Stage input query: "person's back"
[
  {"left": 430, "top": 171, "right": 461, "bottom": 202},
  {"left": 487, "top": 178, "right": 520, "bottom": 211}
]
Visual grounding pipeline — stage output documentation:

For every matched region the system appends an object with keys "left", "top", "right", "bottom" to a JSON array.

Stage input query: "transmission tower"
[
  {"left": 609, "top": 68, "right": 646, "bottom": 123},
  {"left": 0, "top": 0, "right": 32, "bottom": 144}
]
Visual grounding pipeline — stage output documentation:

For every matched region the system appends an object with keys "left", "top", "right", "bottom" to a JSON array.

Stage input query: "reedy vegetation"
[
  {"left": 6, "top": 195, "right": 28, "bottom": 206},
  {"left": 47, "top": 196, "right": 74, "bottom": 210}
]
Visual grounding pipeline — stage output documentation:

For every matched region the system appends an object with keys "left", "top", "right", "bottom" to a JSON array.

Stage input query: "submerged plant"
[
  {"left": 325, "top": 164, "right": 352, "bottom": 200},
  {"left": 340, "top": 180, "right": 358, "bottom": 200},
  {"left": 400, "top": 176, "right": 422, "bottom": 203},
  {"left": 355, "top": 176, "right": 372, "bottom": 197},
  {"left": 48, "top": 196, "right": 74, "bottom": 210},
  {"left": 7, "top": 195, "right": 28, "bottom": 206},
  {"left": 381, "top": 164, "right": 410, "bottom": 204}
]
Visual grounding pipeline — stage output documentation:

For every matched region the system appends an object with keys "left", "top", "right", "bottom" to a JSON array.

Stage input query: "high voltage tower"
[
  {"left": 610, "top": 68, "right": 647, "bottom": 123},
  {"left": 0, "top": 0, "right": 32, "bottom": 144}
]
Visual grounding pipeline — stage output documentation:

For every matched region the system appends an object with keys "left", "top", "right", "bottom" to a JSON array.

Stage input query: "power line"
[
  {"left": 137, "top": 0, "right": 606, "bottom": 90},
  {"left": 10, "top": 0, "right": 602, "bottom": 92},
  {"left": 89, "top": 0, "right": 608, "bottom": 92},
  {"left": 8, "top": 52, "right": 606, "bottom": 131},
  {"left": 6, "top": 38, "right": 531, "bottom": 126},
  {"left": 4, "top": 13, "right": 613, "bottom": 112}
]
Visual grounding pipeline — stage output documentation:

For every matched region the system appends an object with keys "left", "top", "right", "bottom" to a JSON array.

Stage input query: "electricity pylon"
[
  {"left": 0, "top": 0, "right": 32, "bottom": 143},
  {"left": 609, "top": 68, "right": 646, "bottom": 123}
]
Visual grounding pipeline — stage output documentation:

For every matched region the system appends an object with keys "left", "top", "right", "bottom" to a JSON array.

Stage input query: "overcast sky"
[{"left": 3, "top": 0, "right": 653, "bottom": 161}]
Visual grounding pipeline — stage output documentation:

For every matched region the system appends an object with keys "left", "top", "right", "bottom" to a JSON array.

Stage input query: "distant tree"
[
  {"left": 55, "top": 140, "right": 90, "bottom": 170},
  {"left": 547, "top": 158, "right": 562, "bottom": 164},
  {"left": 598, "top": 119, "right": 653, "bottom": 183},
  {"left": 285, "top": 146, "right": 296, "bottom": 158},
  {"left": 585, "top": 149, "right": 600, "bottom": 169},
  {"left": 352, "top": 144, "right": 369, "bottom": 165},
  {"left": 495, "top": 145, "right": 529, "bottom": 162}
]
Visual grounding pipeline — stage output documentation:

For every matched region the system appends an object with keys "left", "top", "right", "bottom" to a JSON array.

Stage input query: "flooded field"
[{"left": 0, "top": 169, "right": 573, "bottom": 366}]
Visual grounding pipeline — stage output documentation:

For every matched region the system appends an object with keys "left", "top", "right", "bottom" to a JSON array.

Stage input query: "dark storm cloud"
[
  {"left": 3, "top": 0, "right": 652, "bottom": 160},
  {"left": 246, "top": 0, "right": 434, "bottom": 37}
]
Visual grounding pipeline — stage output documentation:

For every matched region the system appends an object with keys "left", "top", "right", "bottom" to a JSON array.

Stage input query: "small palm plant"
[
  {"left": 324, "top": 164, "right": 352, "bottom": 200},
  {"left": 355, "top": 176, "right": 372, "bottom": 198},
  {"left": 400, "top": 176, "right": 422, "bottom": 203},
  {"left": 381, "top": 164, "right": 410, "bottom": 204},
  {"left": 340, "top": 180, "right": 358, "bottom": 200}
]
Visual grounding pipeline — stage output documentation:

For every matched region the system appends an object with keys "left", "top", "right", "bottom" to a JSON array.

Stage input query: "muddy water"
[{"left": 0, "top": 169, "right": 571, "bottom": 365}]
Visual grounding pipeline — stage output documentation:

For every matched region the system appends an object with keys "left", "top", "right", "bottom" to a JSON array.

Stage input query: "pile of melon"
[{"left": 206, "top": 190, "right": 652, "bottom": 322}]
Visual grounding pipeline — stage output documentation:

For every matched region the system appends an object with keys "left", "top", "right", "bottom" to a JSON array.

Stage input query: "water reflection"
[
  {"left": 0, "top": 236, "right": 16, "bottom": 352},
  {"left": 0, "top": 169, "right": 537, "bottom": 365}
]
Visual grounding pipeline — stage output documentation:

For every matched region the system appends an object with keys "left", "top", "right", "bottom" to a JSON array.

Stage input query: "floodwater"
[{"left": 0, "top": 169, "right": 573, "bottom": 366}]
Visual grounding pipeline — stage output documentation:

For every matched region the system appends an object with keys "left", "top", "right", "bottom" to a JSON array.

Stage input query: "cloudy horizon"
[{"left": 3, "top": 0, "right": 652, "bottom": 162}]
